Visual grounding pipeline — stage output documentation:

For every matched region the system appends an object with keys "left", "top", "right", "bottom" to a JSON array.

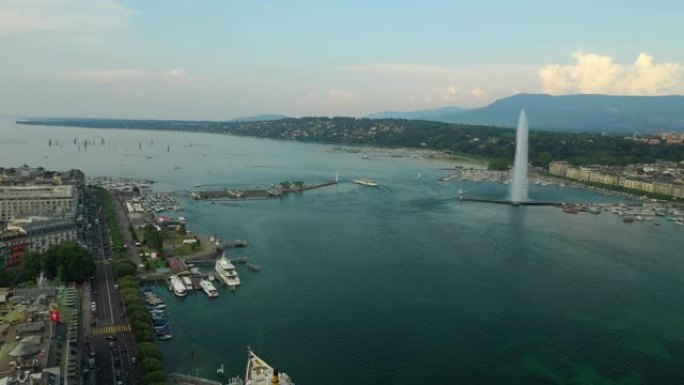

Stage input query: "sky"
[{"left": 1, "top": 0, "right": 684, "bottom": 120}]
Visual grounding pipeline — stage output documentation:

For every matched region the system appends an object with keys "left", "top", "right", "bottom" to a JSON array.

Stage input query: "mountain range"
[{"left": 367, "top": 94, "right": 684, "bottom": 133}]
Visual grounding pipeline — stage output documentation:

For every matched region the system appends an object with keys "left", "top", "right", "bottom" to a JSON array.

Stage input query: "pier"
[{"left": 190, "top": 180, "right": 338, "bottom": 200}]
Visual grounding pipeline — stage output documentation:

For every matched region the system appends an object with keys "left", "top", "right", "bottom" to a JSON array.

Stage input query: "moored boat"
[
  {"left": 200, "top": 279, "right": 219, "bottom": 298},
  {"left": 353, "top": 178, "right": 379, "bottom": 187},
  {"left": 245, "top": 348, "right": 294, "bottom": 385},
  {"left": 215, "top": 254, "right": 241, "bottom": 287},
  {"left": 169, "top": 275, "right": 187, "bottom": 297}
]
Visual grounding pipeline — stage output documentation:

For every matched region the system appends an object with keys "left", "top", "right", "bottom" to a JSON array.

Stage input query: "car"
[
  {"left": 89, "top": 350, "right": 95, "bottom": 357},
  {"left": 113, "top": 284, "right": 119, "bottom": 290},
  {"left": 106, "top": 335, "right": 118, "bottom": 341},
  {"left": 91, "top": 320, "right": 96, "bottom": 326},
  {"left": 130, "top": 356, "right": 136, "bottom": 365},
  {"left": 109, "top": 341, "right": 115, "bottom": 348}
]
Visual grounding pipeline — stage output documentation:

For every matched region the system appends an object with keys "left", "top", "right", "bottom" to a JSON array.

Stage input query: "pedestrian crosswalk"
[{"left": 93, "top": 324, "right": 131, "bottom": 335}]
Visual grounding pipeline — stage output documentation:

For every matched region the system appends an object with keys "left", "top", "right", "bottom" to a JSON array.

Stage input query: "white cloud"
[
  {"left": 59, "top": 68, "right": 188, "bottom": 84},
  {"left": 539, "top": 51, "right": 684, "bottom": 95},
  {"left": 0, "top": 0, "right": 135, "bottom": 37}
]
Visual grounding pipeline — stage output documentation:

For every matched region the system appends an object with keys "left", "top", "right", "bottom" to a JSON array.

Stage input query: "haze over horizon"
[{"left": 2, "top": 0, "right": 684, "bottom": 120}]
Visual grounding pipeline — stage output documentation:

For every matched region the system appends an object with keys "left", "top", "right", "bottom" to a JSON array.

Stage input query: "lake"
[{"left": 2, "top": 120, "right": 683, "bottom": 384}]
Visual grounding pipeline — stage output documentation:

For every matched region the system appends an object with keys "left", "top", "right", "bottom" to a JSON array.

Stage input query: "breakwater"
[{"left": 190, "top": 180, "right": 338, "bottom": 200}]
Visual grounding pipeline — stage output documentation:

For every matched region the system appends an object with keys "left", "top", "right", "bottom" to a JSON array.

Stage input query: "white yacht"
[
  {"left": 199, "top": 279, "right": 219, "bottom": 298},
  {"left": 244, "top": 348, "right": 294, "bottom": 385},
  {"left": 169, "top": 275, "right": 187, "bottom": 297},
  {"left": 181, "top": 275, "right": 194, "bottom": 290},
  {"left": 215, "top": 254, "right": 241, "bottom": 287},
  {"left": 353, "top": 178, "right": 379, "bottom": 187}
]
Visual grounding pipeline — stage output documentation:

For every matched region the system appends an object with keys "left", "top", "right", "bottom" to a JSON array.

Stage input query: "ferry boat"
[
  {"left": 215, "top": 255, "right": 241, "bottom": 287},
  {"left": 353, "top": 178, "right": 379, "bottom": 187},
  {"left": 169, "top": 275, "right": 187, "bottom": 297},
  {"left": 200, "top": 279, "right": 219, "bottom": 298},
  {"left": 244, "top": 348, "right": 294, "bottom": 385}
]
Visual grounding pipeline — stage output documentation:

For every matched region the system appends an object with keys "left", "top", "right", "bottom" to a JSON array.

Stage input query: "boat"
[
  {"left": 157, "top": 334, "right": 172, "bottom": 341},
  {"left": 200, "top": 279, "right": 219, "bottom": 298},
  {"left": 147, "top": 303, "right": 167, "bottom": 310},
  {"left": 169, "top": 275, "right": 187, "bottom": 297},
  {"left": 245, "top": 348, "right": 294, "bottom": 385},
  {"left": 233, "top": 240, "right": 247, "bottom": 248},
  {"left": 181, "top": 276, "right": 194, "bottom": 290},
  {"left": 353, "top": 178, "right": 379, "bottom": 187},
  {"left": 215, "top": 254, "right": 241, "bottom": 287}
]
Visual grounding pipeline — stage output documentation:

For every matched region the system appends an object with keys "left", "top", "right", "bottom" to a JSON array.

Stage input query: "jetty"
[{"left": 190, "top": 180, "right": 338, "bottom": 200}]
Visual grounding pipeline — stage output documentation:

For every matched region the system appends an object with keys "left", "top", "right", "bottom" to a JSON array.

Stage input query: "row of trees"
[
  {"left": 100, "top": 188, "right": 126, "bottom": 253},
  {"left": 117, "top": 264, "right": 168, "bottom": 385}
]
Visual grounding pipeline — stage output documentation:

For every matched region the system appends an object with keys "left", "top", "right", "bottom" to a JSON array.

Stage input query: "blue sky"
[{"left": 1, "top": 0, "right": 683, "bottom": 119}]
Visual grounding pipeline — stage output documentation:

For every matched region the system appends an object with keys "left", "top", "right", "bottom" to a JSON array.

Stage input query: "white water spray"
[{"left": 509, "top": 110, "right": 529, "bottom": 203}]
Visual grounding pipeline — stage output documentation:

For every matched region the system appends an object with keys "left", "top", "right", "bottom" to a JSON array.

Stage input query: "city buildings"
[
  {"left": 0, "top": 286, "right": 81, "bottom": 384},
  {"left": 549, "top": 161, "right": 684, "bottom": 199},
  {"left": 0, "top": 167, "right": 84, "bottom": 268},
  {"left": 0, "top": 185, "right": 77, "bottom": 223}
]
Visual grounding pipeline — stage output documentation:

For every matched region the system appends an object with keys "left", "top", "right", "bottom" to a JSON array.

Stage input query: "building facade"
[{"left": 0, "top": 185, "right": 77, "bottom": 223}]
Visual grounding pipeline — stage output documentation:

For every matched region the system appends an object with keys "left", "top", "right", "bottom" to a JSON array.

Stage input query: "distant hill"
[
  {"left": 231, "top": 114, "right": 288, "bottom": 122},
  {"left": 366, "top": 106, "right": 463, "bottom": 120},
  {"left": 371, "top": 94, "right": 684, "bottom": 133}
]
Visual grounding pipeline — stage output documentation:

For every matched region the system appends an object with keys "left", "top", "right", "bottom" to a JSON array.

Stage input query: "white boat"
[
  {"left": 181, "top": 276, "right": 194, "bottom": 290},
  {"left": 353, "top": 178, "right": 379, "bottom": 187},
  {"left": 215, "top": 254, "right": 241, "bottom": 287},
  {"left": 245, "top": 348, "right": 294, "bottom": 385},
  {"left": 169, "top": 275, "right": 187, "bottom": 297},
  {"left": 200, "top": 279, "right": 219, "bottom": 298}
]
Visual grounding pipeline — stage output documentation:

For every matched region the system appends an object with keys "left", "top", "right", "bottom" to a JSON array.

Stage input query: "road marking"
[
  {"left": 93, "top": 324, "right": 131, "bottom": 335},
  {"left": 103, "top": 264, "right": 115, "bottom": 324}
]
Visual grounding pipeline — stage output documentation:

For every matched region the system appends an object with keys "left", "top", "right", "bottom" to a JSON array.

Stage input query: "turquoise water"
[{"left": 2, "top": 121, "right": 684, "bottom": 384}]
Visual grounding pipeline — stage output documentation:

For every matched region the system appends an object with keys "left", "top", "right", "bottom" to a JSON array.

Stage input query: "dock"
[{"left": 191, "top": 180, "right": 338, "bottom": 200}]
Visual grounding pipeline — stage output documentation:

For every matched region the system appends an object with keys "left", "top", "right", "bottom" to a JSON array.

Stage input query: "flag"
[{"left": 50, "top": 308, "right": 60, "bottom": 322}]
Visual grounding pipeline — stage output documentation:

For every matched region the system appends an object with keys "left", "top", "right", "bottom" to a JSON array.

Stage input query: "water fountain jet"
[{"left": 509, "top": 110, "right": 529, "bottom": 204}]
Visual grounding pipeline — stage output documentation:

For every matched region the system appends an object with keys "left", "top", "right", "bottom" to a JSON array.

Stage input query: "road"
[{"left": 82, "top": 188, "right": 140, "bottom": 385}]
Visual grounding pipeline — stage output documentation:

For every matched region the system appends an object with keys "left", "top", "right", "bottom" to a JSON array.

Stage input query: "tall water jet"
[{"left": 509, "top": 109, "right": 529, "bottom": 203}]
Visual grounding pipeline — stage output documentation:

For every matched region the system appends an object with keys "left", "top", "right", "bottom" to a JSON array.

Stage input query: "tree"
[
  {"left": 488, "top": 158, "right": 510, "bottom": 171},
  {"left": 293, "top": 180, "right": 305, "bottom": 189},
  {"left": 143, "top": 225, "right": 164, "bottom": 252},
  {"left": 142, "top": 357, "right": 164, "bottom": 373},
  {"left": 114, "top": 258, "right": 137, "bottom": 277},
  {"left": 138, "top": 342, "right": 163, "bottom": 360},
  {"left": 279, "top": 181, "right": 291, "bottom": 189},
  {"left": 42, "top": 241, "right": 95, "bottom": 282},
  {"left": 534, "top": 151, "right": 553, "bottom": 169},
  {"left": 21, "top": 252, "right": 42, "bottom": 282},
  {"left": 144, "top": 371, "right": 167, "bottom": 384}
]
